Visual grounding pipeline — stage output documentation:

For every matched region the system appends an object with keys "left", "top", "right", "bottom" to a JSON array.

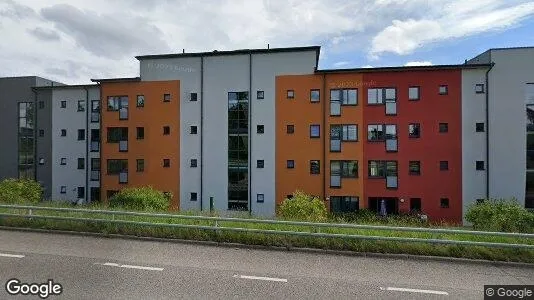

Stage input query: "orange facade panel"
[{"left": 100, "top": 80, "right": 180, "bottom": 209}]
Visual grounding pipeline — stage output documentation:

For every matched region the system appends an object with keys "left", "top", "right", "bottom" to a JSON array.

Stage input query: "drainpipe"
[
  {"left": 322, "top": 73, "right": 326, "bottom": 203},
  {"left": 485, "top": 62, "right": 495, "bottom": 199},
  {"left": 83, "top": 86, "right": 89, "bottom": 203},
  {"left": 249, "top": 51, "right": 252, "bottom": 215},
  {"left": 200, "top": 56, "right": 204, "bottom": 211},
  {"left": 31, "top": 88, "right": 38, "bottom": 183}
]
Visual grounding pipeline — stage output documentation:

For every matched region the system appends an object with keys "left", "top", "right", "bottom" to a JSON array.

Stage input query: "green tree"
[
  {"left": 0, "top": 178, "right": 42, "bottom": 204},
  {"left": 465, "top": 198, "right": 534, "bottom": 233},
  {"left": 278, "top": 191, "right": 328, "bottom": 222},
  {"left": 109, "top": 186, "right": 170, "bottom": 211}
]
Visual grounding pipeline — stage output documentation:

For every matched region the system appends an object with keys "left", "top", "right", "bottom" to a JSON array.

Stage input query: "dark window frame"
[
  {"left": 440, "top": 161, "right": 449, "bottom": 171},
  {"left": 439, "top": 85, "right": 448, "bottom": 95},
  {"left": 409, "top": 161, "right": 421, "bottom": 175},
  {"left": 287, "top": 125, "right": 295, "bottom": 134},
  {"left": 77, "top": 129, "right": 85, "bottom": 141},
  {"left": 310, "top": 160, "right": 320, "bottom": 175},
  {"left": 190, "top": 192, "right": 198, "bottom": 201},
  {"left": 136, "top": 127, "right": 144, "bottom": 140},
  {"left": 77, "top": 158, "right": 85, "bottom": 170},
  {"left": 408, "top": 86, "right": 420, "bottom": 101},
  {"left": 163, "top": 159, "right": 170, "bottom": 168},
  {"left": 77, "top": 100, "right": 85, "bottom": 112},
  {"left": 137, "top": 95, "right": 145, "bottom": 107},
  {"left": 163, "top": 94, "right": 171, "bottom": 102},
  {"left": 310, "top": 89, "right": 320, "bottom": 103},
  {"left": 190, "top": 93, "right": 198, "bottom": 102},
  {"left": 60, "top": 101, "right": 66, "bottom": 108},
  {"left": 439, "top": 123, "right": 449, "bottom": 133},
  {"left": 310, "top": 124, "right": 320, "bottom": 138},
  {"left": 163, "top": 126, "right": 170, "bottom": 135},
  {"left": 440, "top": 198, "right": 450, "bottom": 208},
  {"left": 287, "top": 90, "right": 295, "bottom": 99},
  {"left": 367, "top": 124, "right": 385, "bottom": 141},
  {"left": 475, "top": 122, "right": 485, "bottom": 132},
  {"left": 136, "top": 159, "right": 144, "bottom": 172},
  {"left": 257, "top": 160, "right": 264, "bottom": 169},
  {"left": 256, "top": 193, "right": 265, "bottom": 203},
  {"left": 190, "top": 159, "right": 197, "bottom": 168},
  {"left": 257, "top": 125, "right": 265, "bottom": 134},
  {"left": 476, "top": 161, "right": 485, "bottom": 170},
  {"left": 190, "top": 126, "right": 198, "bottom": 134},
  {"left": 256, "top": 91, "right": 264, "bottom": 100},
  {"left": 409, "top": 123, "right": 421, "bottom": 138},
  {"left": 475, "top": 84, "right": 485, "bottom": 94},
  {"left": 287, "top": 160, "right": 295, "bottom": 169}
]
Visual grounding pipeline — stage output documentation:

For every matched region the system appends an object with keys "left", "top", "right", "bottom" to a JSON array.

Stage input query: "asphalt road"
[{"left": 0, "top": 229, "right": 532, "bottom": 299}]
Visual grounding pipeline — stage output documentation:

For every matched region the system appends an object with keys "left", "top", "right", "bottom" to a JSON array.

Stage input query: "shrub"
[
  {"left": 109, "top": 186, "right": 170, "bottom": 211},
  {"left": 465, "top": 198, "right": 534, "bottom": 233},
  {"left": 0, "top": 178, "right": 42, "bottom": 204},
  {"left": 278, "top": 191, "right": 328, "bottom": 222}
]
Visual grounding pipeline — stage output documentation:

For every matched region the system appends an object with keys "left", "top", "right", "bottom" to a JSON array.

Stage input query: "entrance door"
[{"left": 368, "top": 197, "right": 399, "bottom": 215}]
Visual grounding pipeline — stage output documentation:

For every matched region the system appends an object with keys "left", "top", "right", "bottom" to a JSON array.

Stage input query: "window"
[
  {"left": 257, "top": 160, "right": 264, "bottom": 168},
  {"left": 190, "top": 192, "right": 197, "bottom": 201},
  {"left": 310, "top": 124, "right": 320, "bottom": 138},
  {"left": 310, "top": 89, "right": 320, "bottom": 102},
  {"left": 476, "top": 161, "right": 485, "bottom": 170},
  {"left": 60, "top": 101, "right": 66, "bottom": 108},
  {"left": 163, "top": 94, "right": 171, "bottom": 102},
  {"left": 409, "top": 86, "right": 420, "bottom": 100},
  {"left": 331, "top": 89, "right": 358, "bottom": 105},
  {"left": 475, "top": 84, "right": 485, "bottom": 94},
  {"left": 310, "top": 160, "right": 320, "bottom": 174},
  {"left": 77, "top": 129, "right": 85, "bottom": 141},
  {"left": 190, "top": 126, "right": 198, "bottom": 134},
  {"left": 409, "top": 161, "right": 421, "bottom": 175},
  {"left": 287, "top": 160, "right": 295, "bottom": 169},
  {"left": 257, "top": 125, "right": 264, "bottom": 134},
  {"left": 439, "top": 85, "right": 448, "bottom": 95},
  {"left": 256, "top": 91, "right": 264, "bottom": 100},
  {"left": 408, "top": 123, "right": 421, "bottom": 138},
  {"left": 410, "top": 198, "right": 422, "bottom": 211},
  {"left": 91, "top": 187, "right": 100, "bottom": 202},
  {"left": 39, "top": 129, "right": 44, "bottom": 137},
  {"left": 137, "top": 95, "right": 144, "bottom": 107},
  {"left": 39, "top": 158, "right": 44, "bottom": 165},
  {"left": 163, "top": 159, "right": 170, "bottom": 168},
  {"left": 476, "top": 122, "right": 485, "bottom": 132},
  {"left": 330, "top": 196, "right": 359, "bottom": 213},
  {"left": 287, "top": 90, "right": 294, "bottom": 99},
  {"left": 476, "top": 199, "right": 485, "bottom": 204},
  {"left": 61, "top": 129, "right": 67, "bottom": 137},
  {"left": 91, "top": 100, "right": 100, "bottom": 122},
  {"left": 341, "top": 161, "right": 358, "bottom": 177},
  {"left": 163, "top": 126, "right": 170, "bottom": 135},
  {"left": 342, "top": 125, "right": 357, "bottom": 141},
  {"left": 107, "top": 159, "right": 127, "bottom": 174},
  {"left": 107, "top": 96, "right": 128, "bottom": 111},
  {"left": 136, "top": 159, "right": 144, "bottom": 172},
  {"left": 190, "top": 93, "right": 198, "bottom": 101},
  {"left": 256, "top": 194, "right": 264, "bottom": 203},
  {"left": 107, "top": 127, "right": 128, "bottom": 143},
  {"left": 368, "top": 160, "right": 385, "bottom": 177},
  {"left": 77, "top": 158, "right": 85, "bottom": 170},
  {"left": 330, "top": 89, "right": 341, "bottom": 116},
  {"left": 287, "top": 125, "right": 294, "bottom": 134},
  {"left": 39, "top": 101, "right": 44, "bottom": 109},
  {"left": 190, "top": 159, "right": 197, "bottom": 168},
  {"left": 76, "top": 187, "right": 84, "bottom": 199},
  {"left": 440, "top": 161, "right": 449, "bottom": 171},
  {"left": 439, "top": 123, "right": 448, "bottom": 133},
  {"left": 367, "top": 124, "right": 384, "bottom": 141},
  {"left": 440, "top": 198, "right": 449, "bottom": 208},
  {"left": 60, "top": 158, "right": 66, "bottom": 165},
  {"left": 136, "top": 127, "right": 144, "bottom": 139},
  {"left": 286, "top": 194, "right": 294, "bottom": 200},
  {"left": 91, "top": 158, "right": 100, "bottom": 181},
  {"left": 78, "top": 100, "right": 85, "bottom": 112},
  {"left": 60, "top": 186, "right": 66, "bottom": 194},
  {"left": 368, "top": 88, "right": 395, "bottom": 104}
]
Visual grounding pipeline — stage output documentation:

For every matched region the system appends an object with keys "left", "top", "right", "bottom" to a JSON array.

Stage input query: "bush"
[
  {"left": 109, "top": 186, "right": 170, "bottom": 211},
  {"left": 0, "top": 178, "right": 42, "bottom": 204},
  {"left": 465, "top": 199, "right": 534, "bottom": 233},
  {"left": 278, "top": 191, "right": 328, "bottom": 222}
]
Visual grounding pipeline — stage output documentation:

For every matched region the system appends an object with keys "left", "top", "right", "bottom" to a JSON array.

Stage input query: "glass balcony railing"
[
  {"left": 119, "top": 140, "right": 128, "bottom": 152},
  {"left": 119, "top": 172, "right": 128, "bottom": 184},
  {"left": 119, "top": 108, "right": 128, "bottom": 120},
  {"left": 386, "top": 139, "right": 398, "bottom": 152},
  {"left": 386, "top": 176, "right": 398, "bottom": 188},
  {"left": 90, "top": 170, "right": 100, "bottom": 181}
]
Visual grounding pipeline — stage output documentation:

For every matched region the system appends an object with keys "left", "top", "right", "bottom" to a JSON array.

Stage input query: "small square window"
[
  {"left": 39, "top": 158, "right": 44, "bottom": 165},
  {"left": 39, "top": 101, "right": 44, "bottom": 109},
  {"left": 163, "top": 94, "right": 171, "bottom": 102},
  {"left": 287, "top": 125, "right": 294, "bottom": 134},
  {"left": 409, "top": 161, "right": 421, "bottom": 175},
  {"left": 257, "top": 160, "right": 264, "bottom": 168},
  {"left": 257, "top": 125, "right": 264, "bottom": 134},
  {"left": 39, "top": 129, "right": 44, "bottom": 137},
  {"left": 310, "top": 124, "right": 320, "bottom": 138},
  {"left": 439, "top": 85, "right": 448, "bottom": 95},
  {"left": 439, "top": 123, "right": 448, "bottom": 133},
  {"left": 78, "top": 129, "right": 85, "bottom": 141},
  {"left": 137, "top": 127, "right": 144, "bottom": 139},
  {"left": 476, "top": 161, "right": 485, "bottom": 170},
  {"left": 78, "top": 100, "right": 85, "bottom": 112},
  {"left": 409, "top": 123, "right": 420, "bottom": 138},
  {"left": 137, "top": 95, "right": 145, "bottom": 107},
  {"left": 310, "top": 160, "right": 320, "bottom": 174},
  {"left": 77, "top": 158, "right": 85, "bottom": 170},
  {"left": 408, "top": 86, "right": 420, "bottom": 100},
  {"left": 60, "top": 101, "right": 66, "bottom": 108},
  {"left": 190, "top": 159, "right": 197, "bottom": 168},
  {"left": 286, "top": 194, "right": 294, "bottom": 200},
  {"left": 257, "top": 91, "right": 264, "bottom": 100},
  {"left": 475, "top": 84, "right": 485, "bottom": 94},
  {"left": 440, "top": 161, "right": 449, "bottom": 171},
  {"left": 287, "top": 90, "right": 295, "bottom": 99},
  {"left": 440, "top": 198, "right": 449, "bottom": 208},
  {"left": 60, "top": 158, "right": 66, "bottom": 165},
  {"left": 476, "top": 122, "right": 485, "bottom": 132},
  {"left": 310, "top": 89, "right": 320, "bottom": 102},
  {"left": 190, "top": 126, "right": 198, "bottom": 134},
  {"left": 190, "top": 192, "right": 197, "bottom": 201},
  {"left": 257, "top": 194, "right": 264, "bottom": 203},
  {"left": 410, "top": 198, "right": 422, "bottom": 211},
  {"left": 137, "top": 159, "right": 144, "bottom": 172},
  {"left": 287, "top": 160, "right": 295, "bottom": 169},
  {"left": 60, "top": 186, "right": 66, "bottom": 194},
  {"left": 190, "top": 93, "right": 198, "bottom": 101},
  {"left": 163, "top": 126, "right": 170, "bottom": 135},
  {"left": 163, "top": 159, "right": 170, "bottom": 168},
  {"left": 61, "top": 129, "right": 67, "bottom": 137}
]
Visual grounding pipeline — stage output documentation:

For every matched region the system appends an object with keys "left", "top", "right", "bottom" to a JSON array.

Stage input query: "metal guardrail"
[{"left": 0, "top": 204, "right": 533, "bottom": 250}]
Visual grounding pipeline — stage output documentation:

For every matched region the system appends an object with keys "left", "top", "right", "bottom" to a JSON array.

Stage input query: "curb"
[{"left": 1, "top": 226, "right": 533, "bottom": 267}]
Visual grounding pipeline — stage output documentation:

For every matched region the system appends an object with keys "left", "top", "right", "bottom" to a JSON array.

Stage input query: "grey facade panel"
[{"left": 35, "top": 89, "right": 53, "bottom": 199}]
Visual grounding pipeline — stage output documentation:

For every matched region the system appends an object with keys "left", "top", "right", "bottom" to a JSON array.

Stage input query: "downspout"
[
  {"left": 200, "top": 56, "right": 204, "bottom": 211},
  {"left": 485, "top": 62, "right": 495, "bottom": 199},
  {"left": 322, "top": 72, "right": 326, "bottom": 202},
  {"left": 31, "top": 88, "right": 38, "bottom": 183},
  {"left": 249, "top": 51, "right": 252, "bottom": 214},
  {"left": 83, "top": 86, "right": 89, "bottom": 203}
]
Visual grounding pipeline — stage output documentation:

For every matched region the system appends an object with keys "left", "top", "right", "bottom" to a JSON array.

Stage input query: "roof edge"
[
  {"left": 32, "top": 83, "right": 98, "bottom": 90},
  {"left": 316, "top": 63, "right": 492, "bottom": 73},
  {"left": 90, "top": 77, "right": 141, "bottom": 83}
]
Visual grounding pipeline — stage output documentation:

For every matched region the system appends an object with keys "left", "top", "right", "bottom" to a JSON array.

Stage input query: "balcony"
[
  {"left": 386, "top": 176, "right": 398, "bottom": 189},
  {"left": 119, "top": 172, "right": 128, "bottom": 184},
  {"left": 90, "top": 141, "right": 100, "bottom": 152},
  {"left": 91, "top": 112, "right": 100, "bottom": 123},
  {"left": 386, "top": 139, "right": 398, "bottom": 152},
  {"left": 119, "top": 140, "right": 128, "bottom": 152},
  {"left": 119, "top": 107, "right": 128, "bottom": 120},
  {"left": 330, "top": 175, "right": 341, "bottom": 187},
  {"left": 385, "top": 101, "right": 397, "bottom": 115},
  {"left": 330, "top": 140, "right": 341, "bottom": 152},
  {"left": 90, "top": 170, "right": 100, "bottom": 181}
]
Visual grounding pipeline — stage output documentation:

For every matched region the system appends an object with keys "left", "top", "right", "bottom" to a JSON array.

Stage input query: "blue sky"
[{"left": 1, "top": 0, "right": 534, "bottom": 84}]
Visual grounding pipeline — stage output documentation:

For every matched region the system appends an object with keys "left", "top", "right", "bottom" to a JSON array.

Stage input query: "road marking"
[
  {"left": 233, "top": 274, "right": 288, "bottom": 283},
  {"left": 95, "top": 262, "right": 163, "bottom": 272},
  {"left": 0, "top": 253, "right": 25, "bottom": 258},
  {"left": 381, "top": 287, "right": 449, "bottom": 296}
]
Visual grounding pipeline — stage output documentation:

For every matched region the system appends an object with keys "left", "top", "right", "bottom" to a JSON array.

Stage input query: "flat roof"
[
  {"left": 90, "top": 77, "right": 141, "bottom": 83},
  {"left": 316, "top": 63, "right": 492, "bottom": 73},
  {"left": 33, "top": 84, "right": 98, "bottom": 90}
]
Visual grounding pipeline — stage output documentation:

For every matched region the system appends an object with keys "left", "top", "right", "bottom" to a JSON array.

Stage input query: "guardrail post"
[
  {"left": 28, "top": 208, "right": 33, "bottom": 221},
  {"left": 214, "top": 220, "right": 220, "bottom": 241}
]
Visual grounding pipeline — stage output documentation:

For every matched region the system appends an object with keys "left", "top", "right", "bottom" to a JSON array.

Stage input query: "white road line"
[
  {"left": 233, "top": 274, "right": 288, "bottom": 283},
  {"left": 381, "top": 287, "right": 449, "bottom": 296},
  {"left": 0, "top": 253, "right": 25, "bottom": 258},
  {"left": 95, "top": 262, "right": 163, "bottom": 271}
]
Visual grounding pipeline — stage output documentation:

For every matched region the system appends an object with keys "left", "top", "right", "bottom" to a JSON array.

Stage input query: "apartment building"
[{"left": 0, "top": 45, "right": 532, "bottom": 223}]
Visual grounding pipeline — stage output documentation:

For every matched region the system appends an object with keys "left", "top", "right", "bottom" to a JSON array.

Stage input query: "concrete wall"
[
  {"left": 487, "top": 48, "right": 534, "bottom": 204},
  {"left": 461, "top": 68, "right": 488, "bottom": 220}
]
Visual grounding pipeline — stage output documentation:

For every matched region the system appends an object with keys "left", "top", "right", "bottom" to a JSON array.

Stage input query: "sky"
[{"left": 1, "top": 0, "right": 534, "bottom": 84}]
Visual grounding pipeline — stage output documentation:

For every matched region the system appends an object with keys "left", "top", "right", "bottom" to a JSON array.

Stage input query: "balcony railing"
[
  {"left": 90, "top": 141, "right": 100, "bottom": 152},
  {"left": 330, "top": 140, "right": 341, "bottom": 152},
  {"left": 330, "top": 175, "right": 341, "bottom": 187},
  {"left": 90, "top": 170, "right": 100, "bottom": 181},
  {"left": 385, "top": 101, "right": 397, "bottom": 115},
  {"left": 91, "top": 112, "right": 100, "bottom": 123},
  {"left": 119, "top": 172, "right": 128, "bottom": 184},
  {"left": 119, "top": 140, "right": 128, "bottom": 152},
  {"left": 119, "top": 108, "right": 128, "bottom": 120},
  {"left": 386, "top": 139, "right": 398, "bottom": 152},
  {"left": 386, "top": 176, "right": 398, "bottom": 189}
]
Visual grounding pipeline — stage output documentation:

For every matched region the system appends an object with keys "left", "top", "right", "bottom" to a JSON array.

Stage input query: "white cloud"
[
  {"left": 361, "top": 65, "right": 374, "bottom": 68},
  {"left": 333, "top": 61, "right": 351, "bottom": 67},
  {"left": 404, "top": 61, "right": 433, "bottom": 66}
]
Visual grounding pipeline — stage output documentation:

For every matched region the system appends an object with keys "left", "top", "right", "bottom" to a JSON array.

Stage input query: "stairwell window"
[
  {"left": 256, "top": 91, "right": 264, "bottom": 100},
  {"left": 287, "top": 90, "right": 295, "bottom": 99},
  {"left": 287, "top": 125, "right": 294, "bottom": 134},
  {"left": 163, "top": 94, "right": 171, "bottom": 102},
  {"left": 439, "top": 85, "right": 448, "bottom": 95},
  {"left": 475, "top": 84, "right": 485, "bottom": 94},
  {"left": 163, "top": 159, "right": 170, "bottom": 168}
]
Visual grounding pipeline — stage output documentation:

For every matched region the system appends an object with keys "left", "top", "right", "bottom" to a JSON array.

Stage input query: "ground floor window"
[{"left": 330, "top": 196, "right": 359, "bottom": 213}]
